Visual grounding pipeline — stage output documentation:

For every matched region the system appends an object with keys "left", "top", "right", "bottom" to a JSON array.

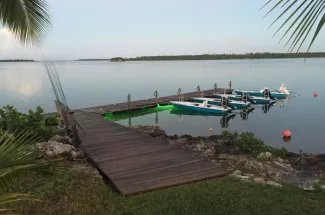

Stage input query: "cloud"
[{"left": 0, "top": 28, "right": 14, "bottom": 51}]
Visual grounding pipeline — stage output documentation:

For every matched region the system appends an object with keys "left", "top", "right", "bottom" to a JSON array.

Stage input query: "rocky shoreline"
[
  {"left": 129, "top": 125, "right": 325, "bottom": 191},
  {"left": 36, "top": 125, "right": 325, "bottom": 191}
]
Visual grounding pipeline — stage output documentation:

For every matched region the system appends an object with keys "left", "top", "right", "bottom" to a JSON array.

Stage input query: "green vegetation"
[
  {"left": 121, "top": 52, "right": 325, "bottom": 61},
  {"left": 222, "top": 130, "right": 290, "bottom": 158},
  {"left": 7, "top": 167, "right": 325, "bottom": 215},
  {"left": 222, "top": 131, "right": 268, "bottom": 156},
  {"left": 0, "top": 131, "right": 64, "bottom": 211},
  {"left": 0, "top": 105, "right": 59, "bottom": 141},
  {"left": 0, "top": 59, "right": 35, "bottom": 62},
  {"left": 262, "top": 0, "right": 325, "bottom": 52},
  {"left": 0, "top": 0, "right": 51, "bottom": 47},
  {"left": 110, "top": 57, "right": 126, "bottom": 62}
]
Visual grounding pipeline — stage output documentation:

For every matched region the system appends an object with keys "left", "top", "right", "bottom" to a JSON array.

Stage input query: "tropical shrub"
[{"left": 0, "top": 105, "right": 60, "bottom": 141}]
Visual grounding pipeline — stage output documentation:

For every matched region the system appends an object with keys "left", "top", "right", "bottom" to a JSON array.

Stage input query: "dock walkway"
[{"left": 74, "top": 111, "right": 227, "bottom": 195}]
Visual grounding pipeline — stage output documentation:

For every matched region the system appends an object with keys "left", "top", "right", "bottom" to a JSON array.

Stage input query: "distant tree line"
[
  {"left": 0, "top": 59, "right": 35, "bottom": 62},
  {"left": 125, "top": 52, "right": 325, "bottom": 61}
]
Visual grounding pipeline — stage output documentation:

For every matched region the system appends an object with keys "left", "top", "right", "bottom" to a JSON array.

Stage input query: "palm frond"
[
  {"left": 0, "top": 0, "right": 51, "bottom": 47},
  {"left": 262, "top": 0, "right": 325, "bottom": 52},
  {"left": 0, "top": 193, "right": 39, "bottom": 205},
  {"left": 0, "top": 130, "right": 65, "bottom": 192}
]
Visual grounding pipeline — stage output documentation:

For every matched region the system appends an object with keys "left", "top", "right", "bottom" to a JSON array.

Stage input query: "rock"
[
  {"left": 70, "top": 150, "right": 77, "bottom": 158},
  {"left": 231, "top": 170, "right": 249, "bottom": 179},
  {"left": 37, "top": 141, "right": 76, "bottom": 157},
  {"left": 217, "top": 154, "right": 248, "bottom": 165},
  {"left": 244, "top": 173, "right": 255, "bottom": 179},
  {"left": 245, "top": 160, "right": 265, "bottom": 171},
  {"left": 274, "top": 157, "right": 285, "bottom": 163},
  {"left": 203, "top": 148, "right": 215, "bottom": 157},
  {"left": 302, "top": 182, "right": 315, "bottom": 191},
  {"left": 257, "top": 152, "right": 272, "bottom": 161},
  {"left": 231, "top": 170, "right": 241, "bottom": 176},
  {"left": 176, "top": 138, "right": 189, "bottom": 144},
  {"left": 272, "top": 161, "right": 294, "bottom": 172},
  {"left": 320, "top": 185, "right": 325, "bottom": 190},
  {"left": 50, "top": 135, "right": 72, "bottom": 145},
  {"left": 167, "top": 139, "right": 175, "bottom": 145},
  {"left": 253, "top": 177, "right": 265, "bottom": 184},
  {"left": 76, "top": 149, "right": 85, "bottom": 158},
  {"left": 266, "top": 180, "right": 282, "bottom": 187}
]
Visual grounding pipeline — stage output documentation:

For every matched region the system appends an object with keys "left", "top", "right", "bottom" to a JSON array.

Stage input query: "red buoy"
[
  {"left": 314, "top": 92, "right": 318, "bottom": 97},
  {"left": 283, "top": 130, "right": 291, "bottom": 137}
]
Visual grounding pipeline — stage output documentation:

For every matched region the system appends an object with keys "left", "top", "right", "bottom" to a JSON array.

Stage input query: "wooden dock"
[
  {"left": 78, "top": 88, "right": 231, "bottom": 114},
  {"left": 73, "top": 111, "right": 227, "bottom": 195},
  {"left": 53, "top": 88, "right": 232, "bottom": 195}
]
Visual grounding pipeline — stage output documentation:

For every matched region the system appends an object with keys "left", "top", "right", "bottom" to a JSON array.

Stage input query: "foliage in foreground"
[
  {"left": 0, "top": 0, "right": 51, "bottom": 47},
  {"left": 0, "top": 105, "right": 59, "bottom": 141},
  {"left": 221, "top": 130, "right": 288, "bottom": 158},
  {"left": 7, "top": 167, "right": 325, "bottom": 215},
  {"left": 262, "top": 0, "right": 325, "bottom": 52},
  {"left": 0, "top": 131, "right": 65, "bottom": 211}
]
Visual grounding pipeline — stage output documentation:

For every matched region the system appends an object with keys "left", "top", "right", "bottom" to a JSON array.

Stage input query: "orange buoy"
[
  {"left": 209, "top": 128, "right": 212, "bottom": 132},
  {"left": 283, "top": 130, "right": 291, "bottom": 137},
  {"left": 314, "top": 92, "right": 318, "bottom": 97}
]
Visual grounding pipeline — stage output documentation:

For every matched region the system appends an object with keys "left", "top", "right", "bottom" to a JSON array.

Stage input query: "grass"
[{"left": 6, "top": 166, "right": 325, "bottom": 215}]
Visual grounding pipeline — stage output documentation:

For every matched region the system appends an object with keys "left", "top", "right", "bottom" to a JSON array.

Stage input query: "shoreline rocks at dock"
[{"left": 129, "top": 125, "right": 325, "bottom": 191}]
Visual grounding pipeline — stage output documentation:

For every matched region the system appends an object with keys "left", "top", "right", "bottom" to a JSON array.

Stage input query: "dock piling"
[
  {"left": 214, "top": 83, "right": 217, "bottom": 94},
  {"left": 154, "top": 90, "right": 159, "bottom": 106},
  {"left": 127, "top": 93, "right": 131, "bottom": 110},
  {"left": 196, "top": 85, "right": 201, "bottom": 97}
]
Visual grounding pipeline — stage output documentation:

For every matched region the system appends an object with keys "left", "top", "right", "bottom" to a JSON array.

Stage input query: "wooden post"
[
  {"left": 214, "top": 83, "right": 217, "bottom": 94},
  {"left": 177, "top": 88, "right": 182, "bottom": 101},
  {"left": 127, "top": 93, "right": 131, "bottom": 110},
  {"left": 196, "top": 85, "right": 201, "bottom": 97},
  {"left": 55, "top": 101, "right": 70, "bottom": 128},
  {"left": 154, "top": 90, "right": 159, "bottom": 106},
  {"left": 67, "top": 110, "right": 81, "bottom": 146}
]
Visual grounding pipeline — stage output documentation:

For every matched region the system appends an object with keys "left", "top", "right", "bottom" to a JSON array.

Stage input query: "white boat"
[{"left": 170, "top": 101, "right": 232, "bottom": 115}]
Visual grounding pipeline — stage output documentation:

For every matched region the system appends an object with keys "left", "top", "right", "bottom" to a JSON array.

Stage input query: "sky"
[{"left": 0, "top": 0, "right": 324, "bottom": 60}]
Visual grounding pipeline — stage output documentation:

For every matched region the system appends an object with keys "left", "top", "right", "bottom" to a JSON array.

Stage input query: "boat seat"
[{"left": 201, "top": 100, "right": 208, "bottom": 107}]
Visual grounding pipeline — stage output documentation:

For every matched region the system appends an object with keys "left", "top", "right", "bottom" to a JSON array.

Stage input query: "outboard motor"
[
  {"left": 241, "top": 92, "right": 248, "bottom": 103},
  {"left": 221, "top": 96, "right": 228, "bottom": 108},
  {"left": 263, "top": 89, "right": 270, "bottom": 98}
]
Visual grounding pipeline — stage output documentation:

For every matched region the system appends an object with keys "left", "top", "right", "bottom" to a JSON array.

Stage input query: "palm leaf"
[
  {"left": 0, "top": 0, "right": 51, "bottom": 47},
  {"left": 0, "top": 193, "right": 39, "bottom": 205},
  {"left": 262, "top": 0, "right": 325, "bottom": 52},
  {"left": 0, "top": 130, "right": 65, "bottom": 192},
  {"left": 0, "top": 193, "right": 40, "bottom": 214}
]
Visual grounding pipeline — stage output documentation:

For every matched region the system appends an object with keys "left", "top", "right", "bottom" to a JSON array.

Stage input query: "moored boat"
[
  {"left": 234, "top": 88, "right": 287, "bottom": 99},
  {"left": 170, "top": 101, "right": 232, "bottom": 115},
  {"left": 191, "top": 97, "right": 250, "bottom": 109},
  {"left": 215, "top": 93, "right": 271, "bottom": 104}
]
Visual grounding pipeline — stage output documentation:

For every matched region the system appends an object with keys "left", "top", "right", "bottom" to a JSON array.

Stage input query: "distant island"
[
  {"left": 75, "top": 52, "right": 325, "bottom": 62},
  {"left": 0, "top": 59, "right": 35, "bottom": 62},
  {"left": 76, "top": 57, "right": 126, "bottom": 62},
  {"left": 110, "top": 57, "right": 126, "bottom": 62},
  {"left": 125, "top": 52, "right": 325, "bottom": 61}
]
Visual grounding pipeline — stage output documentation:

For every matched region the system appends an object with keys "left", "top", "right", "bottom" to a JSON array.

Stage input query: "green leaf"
[
  {"left": 262, "top": 0, "right": 325, "bottom": 52},
  {"left": 0, "top": 0, "right": 51, "bottom": 47}
]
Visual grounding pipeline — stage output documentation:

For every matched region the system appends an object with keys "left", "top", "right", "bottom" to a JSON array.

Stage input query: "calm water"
[{"left": 0, "top": 59, "right": 324, "bottom": 153}]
